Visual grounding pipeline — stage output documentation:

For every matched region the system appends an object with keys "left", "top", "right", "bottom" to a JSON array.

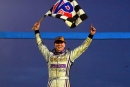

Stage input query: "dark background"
[{"left": 0, "top": 0, "right": 130, "bottom": 87}]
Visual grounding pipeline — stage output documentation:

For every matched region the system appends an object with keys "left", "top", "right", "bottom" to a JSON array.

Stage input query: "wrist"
[
  {"left": 35, "top": 30, "right": 39, "bottom": 34},
  {"left": 88, "top": 34, "right": 93, "bottom": 39}
]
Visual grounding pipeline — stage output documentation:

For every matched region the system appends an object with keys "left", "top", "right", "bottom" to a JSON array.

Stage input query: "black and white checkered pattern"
[{"left": 45, "top": 0, "right": 88, "bottom": 28}]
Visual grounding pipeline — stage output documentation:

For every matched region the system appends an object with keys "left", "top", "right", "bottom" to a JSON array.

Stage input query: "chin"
[
  {"left": 57, "top": 49, "right": 63, "bottom": 52},
  {"left": 58, "top": 50, "right": 62, "bottom": 52}
]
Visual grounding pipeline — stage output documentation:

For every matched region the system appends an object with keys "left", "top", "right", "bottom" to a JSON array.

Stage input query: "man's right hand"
[{"left": 32, "top": 22, "right": 40, "bottom": 30}]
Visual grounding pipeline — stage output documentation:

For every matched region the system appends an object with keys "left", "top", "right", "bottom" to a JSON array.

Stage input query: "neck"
[
  {"left": 56, "top": 49, "right": 65, "bottom": 52},
  {"left": 54, "top": 49, "right": 65, "bottom": 55}
]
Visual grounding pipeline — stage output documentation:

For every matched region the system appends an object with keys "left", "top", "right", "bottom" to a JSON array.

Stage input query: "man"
[{"left": 33, "top": 22, "right": 96, "bottom": 87}]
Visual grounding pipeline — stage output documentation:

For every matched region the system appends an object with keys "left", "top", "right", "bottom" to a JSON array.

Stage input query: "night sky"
[{"left": 0, "top": 0, "right": 130, "bottom": 87}]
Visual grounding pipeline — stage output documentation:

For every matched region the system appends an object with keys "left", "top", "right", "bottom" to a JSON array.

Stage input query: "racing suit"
[{"left": 35, "top": 30, "right": 93, "bottom": 87}]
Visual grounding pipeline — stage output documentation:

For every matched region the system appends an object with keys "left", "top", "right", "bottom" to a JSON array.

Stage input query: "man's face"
[{"left": 54, "top": 41, "right": 65, "bottom": 52}]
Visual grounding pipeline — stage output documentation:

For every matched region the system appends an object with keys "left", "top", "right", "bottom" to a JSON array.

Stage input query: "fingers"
[
  {"left": 90, "top": 24, "right": 96, "bottom": 31},
  {"left": 92, "top": 27, "right": 96, "bottom": 32},
  {"left": 90, "top": 24, "right": 93, "bottom": 28},
  {"left": 34, "top": 22, "right": 40, "bottom": 27},
  {"left": 92, "top": 27, "right": 96, "bottom": 30},
  {"left": 35, "top": 22, "right": 40, "bottom": 27},
  {"left": 32, "top": 22, "right": 40, "bottom": 30}
]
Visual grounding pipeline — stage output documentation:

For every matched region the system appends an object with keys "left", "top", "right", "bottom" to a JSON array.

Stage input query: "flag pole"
[
  {"left": 32, "top": 15, "right": 46, "bottom": 30},
  {"left": 39, "top": 15, "right": 46, "bottom": 22}
]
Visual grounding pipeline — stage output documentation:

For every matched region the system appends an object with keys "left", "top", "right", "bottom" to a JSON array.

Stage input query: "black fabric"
[
  {"left": 68, "top": 0, "right": 73, "bottom": 2},
  {"left": 35, "top": 30, "right": 39, "bottom": 34},
  {"left": 88, "top": 34, "right": 93, "bottom": 39},
  {"left": 74, "top": 5, "right": 81, "bottom": 12},
  {"left": 80, "top": 14, "right": 88, "bottom": 21},
  {"left": 55, "top": 14, "right": 62, "bottom": 18}
]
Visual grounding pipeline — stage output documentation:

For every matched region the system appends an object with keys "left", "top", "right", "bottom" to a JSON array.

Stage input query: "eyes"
[{"left": 55, "top": 41, "right": 65, "bottom": 44}]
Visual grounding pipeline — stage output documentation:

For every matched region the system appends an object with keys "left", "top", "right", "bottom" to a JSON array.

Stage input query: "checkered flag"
[{"left": 44, "top": 0, "right": 88, "bottom": 28}]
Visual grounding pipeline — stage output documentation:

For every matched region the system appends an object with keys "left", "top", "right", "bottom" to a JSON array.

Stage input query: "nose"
[{"left": 57, "top": 44, "right": 61, "bottom": 46}]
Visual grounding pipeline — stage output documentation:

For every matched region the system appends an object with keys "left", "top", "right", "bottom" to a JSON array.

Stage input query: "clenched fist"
[{"left": 32, "top": 22, "right": 40, "bottom": 30}]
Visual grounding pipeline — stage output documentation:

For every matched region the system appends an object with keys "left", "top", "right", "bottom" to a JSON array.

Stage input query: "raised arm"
[
  {"left": 33, "top": 22, "right": 51, "bottom": 62},
  {"left": 70, "top": 24, "right": 96, "bottom": 62}
]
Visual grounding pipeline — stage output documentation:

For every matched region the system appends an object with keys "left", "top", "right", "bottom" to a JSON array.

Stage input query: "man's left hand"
[{"left": 90, "top": 24, "right": 96, "bottom": 35}]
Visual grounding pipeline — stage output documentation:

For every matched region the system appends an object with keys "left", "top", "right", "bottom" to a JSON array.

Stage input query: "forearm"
[
  {"left": 35, "top": 30, "right": 50, "bottom": 61},
  {"left": 35, "top": 30, "right": 43, "bottom": 45},
  {"left": 70, "top": 34, "right": 93, "bottom": 62},
  {"left": 75, "top": 34, "right": 93, "bottom": 53},
  {"left": 80, "top": 34, "right": 93, "bottom": 52}
]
